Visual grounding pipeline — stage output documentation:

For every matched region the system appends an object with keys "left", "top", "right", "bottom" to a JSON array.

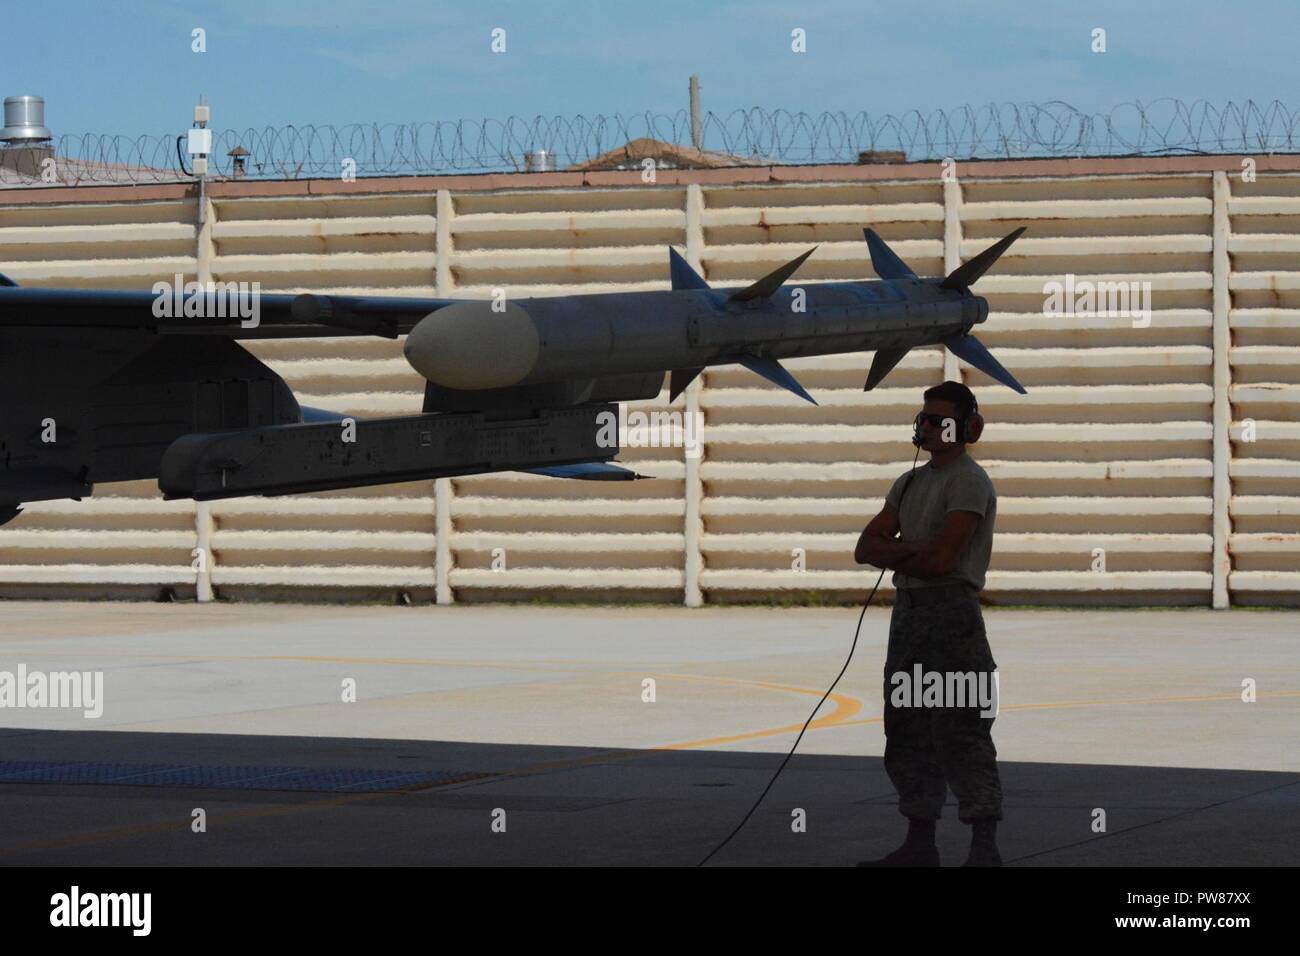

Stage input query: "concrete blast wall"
[{"left": 0, "top": 156, "right": 1296, "bottom": 606}]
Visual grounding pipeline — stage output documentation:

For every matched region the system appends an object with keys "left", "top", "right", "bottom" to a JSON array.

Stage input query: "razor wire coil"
[{"left": 3, "top": 99, "right": 1298, "bottom": 186}]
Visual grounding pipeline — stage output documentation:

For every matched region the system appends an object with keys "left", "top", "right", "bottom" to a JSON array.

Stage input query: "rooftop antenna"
[
  {"left": 188, "top": 94, "right": 211, "bottom": 224},
  {"left": 689, "top": 75, "right": 702, "bottom": 152}
]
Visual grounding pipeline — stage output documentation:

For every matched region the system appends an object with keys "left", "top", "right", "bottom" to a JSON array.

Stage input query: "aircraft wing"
[{"left": 0, "top": 283, "right": 455, "bottom": 340}]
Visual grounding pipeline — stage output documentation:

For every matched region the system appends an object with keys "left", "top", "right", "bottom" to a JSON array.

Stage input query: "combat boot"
[
  {"left": 856, "top": 817, "right": 940, "bottom": 867},
  {"left": 961, "top": 818, "right": 1002, "bottom": 866}
]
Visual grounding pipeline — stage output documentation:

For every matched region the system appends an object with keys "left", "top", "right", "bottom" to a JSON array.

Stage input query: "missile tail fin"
[
  {"left": 728, "top": 247, "right": 817, "bottom": 302},
  {"left": 940, "top": 227, "right": 1027, "bottom": 291},
  {"left": 669, "top": 367, "right": 705, "bottom": 402},
  {"left": 736, "top": 355, "right": 818, "bottom": 405},
  {"left": 669, "top": 248, "right": 711, "bottom": 291},
  {"left": 863, "top": 346, "right": 911, "bottom": 391},
  {"left": 942, "top": 333, "right": 1027, "bottom": 394},
  {"left": 863, "top": 229, "right": 917, "bottom": 280},
  {"left": 0, "top": 273, "right": 18, "bottom": 288}
]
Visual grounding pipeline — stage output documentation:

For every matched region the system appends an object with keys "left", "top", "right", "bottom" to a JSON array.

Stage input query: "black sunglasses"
[{"left": 914, "top": 412, "right": 957, "bottom": 429}]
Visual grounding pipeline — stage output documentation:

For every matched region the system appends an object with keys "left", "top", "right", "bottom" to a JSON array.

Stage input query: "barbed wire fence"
[{"left": 4, "top": 99, "right": 1300, "bottom": 186}]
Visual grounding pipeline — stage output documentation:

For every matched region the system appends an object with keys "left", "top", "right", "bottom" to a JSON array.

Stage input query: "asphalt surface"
[{"left": 0, "top": 602, "right": 1295, "bottom": 866}]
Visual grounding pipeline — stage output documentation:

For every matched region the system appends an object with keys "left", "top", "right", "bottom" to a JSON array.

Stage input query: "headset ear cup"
[{"left": 966, "top": 413, "right": 984, "bottom": 443}]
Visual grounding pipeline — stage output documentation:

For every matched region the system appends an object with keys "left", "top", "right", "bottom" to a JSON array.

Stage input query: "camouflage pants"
[{"left": 882, "top": 587, "right": 1002, "bottom": 823}]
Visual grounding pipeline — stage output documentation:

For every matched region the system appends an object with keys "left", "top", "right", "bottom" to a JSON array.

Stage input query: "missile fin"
[
  {"left": 942, "top": 333, "right": 1027, "bottom": 394},
  {"left": 669, "top": 367, "right": 704, "bottom": 402},
  {"left": 863, "top": 346, "right": 911, "bottom": 390},
  {"left": 940, "top": 227, "right": 1027, "bottom": 291},
  {"left": 728, "top": 247, "right": 817, "bottom": 302},
  {"left": 522, "top": 461, "right": 650, "bottom": 481},
  {"left": 0, "top": 273, "right": 19, "bottom": 287},
  {"left": 735, "top": 355, "right": 818, "bottom": 405},
  {"left": 299, "top": 405, "right": 352, "bottom": 423},
  {"left": 863, "top": 229, "right": 917, "bottom": 280},
  {"left": 669, "top": 247, "right": 711, "bottom": 291}
]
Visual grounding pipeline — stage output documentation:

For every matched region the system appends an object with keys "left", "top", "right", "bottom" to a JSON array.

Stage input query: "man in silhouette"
[{"left": 853, "top": 380, "right": 1003, "bottom": 867}]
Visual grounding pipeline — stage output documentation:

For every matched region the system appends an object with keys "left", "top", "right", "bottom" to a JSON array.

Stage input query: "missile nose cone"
[{"left": 404, "top": 300, "right": 540, "bottom": 389}]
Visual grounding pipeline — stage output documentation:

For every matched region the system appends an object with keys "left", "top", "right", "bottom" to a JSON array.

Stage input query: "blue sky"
[{"left": 6, "top": 0, "right": 1296, "bottom": 135}]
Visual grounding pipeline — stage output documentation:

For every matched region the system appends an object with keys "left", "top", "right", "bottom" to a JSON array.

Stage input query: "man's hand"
[
  {"left": 854, "top": 502, "right": 920, "bottom": 569},
  {"left": 855, "top": 506, "right": 980, "bottom": 578}
]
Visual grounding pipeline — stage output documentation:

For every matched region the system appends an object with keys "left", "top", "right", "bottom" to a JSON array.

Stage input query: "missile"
[
  {"left": 399, "top": 227, "right": 1028, "bottom": 404},
  {"left": 0, "top": 228, "right": 1028, "bottom": 515}
]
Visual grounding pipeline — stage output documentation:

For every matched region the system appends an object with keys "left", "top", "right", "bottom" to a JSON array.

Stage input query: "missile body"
[{"left": 404, "top": 279, "right": 986, "bottom": 392}]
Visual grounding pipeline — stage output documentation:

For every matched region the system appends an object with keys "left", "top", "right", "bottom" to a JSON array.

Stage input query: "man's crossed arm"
[{"left": 854, "top": 503, "right": 980, "bottom": 579}]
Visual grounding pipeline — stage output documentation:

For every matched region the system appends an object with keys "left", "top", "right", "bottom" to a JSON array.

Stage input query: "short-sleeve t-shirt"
[{"left": 884, "top": 453, "right": 996, "bottom": 592}]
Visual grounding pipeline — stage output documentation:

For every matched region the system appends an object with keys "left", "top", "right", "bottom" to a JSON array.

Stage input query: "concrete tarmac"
[{"left": 0, "top": 601, "right": 1295, "bottom": 866}]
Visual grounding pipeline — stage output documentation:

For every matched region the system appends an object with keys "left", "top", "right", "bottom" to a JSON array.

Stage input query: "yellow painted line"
[
  {"left": 837, "top": 689, "right": 1300, "bottom": 726},
  {"left": 401, "top": 672, "right": 862, "bottom": 781},
  {"left": 1010, "top": 694, "right": 1240, "bottom": 711},
  {"left": 641, "top": 672, "right": 862, "bottom": 750},
  {"left": 13, "top": 651, "right": 864, "bottom": 747}
]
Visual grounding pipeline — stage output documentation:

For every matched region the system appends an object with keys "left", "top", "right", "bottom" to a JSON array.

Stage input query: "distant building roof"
[
  {"left": 567, "top": 137, "right": 766, "bottom": 171},
  {"left": 0, "top": 146, "right": 191, "bottom": 189}
]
